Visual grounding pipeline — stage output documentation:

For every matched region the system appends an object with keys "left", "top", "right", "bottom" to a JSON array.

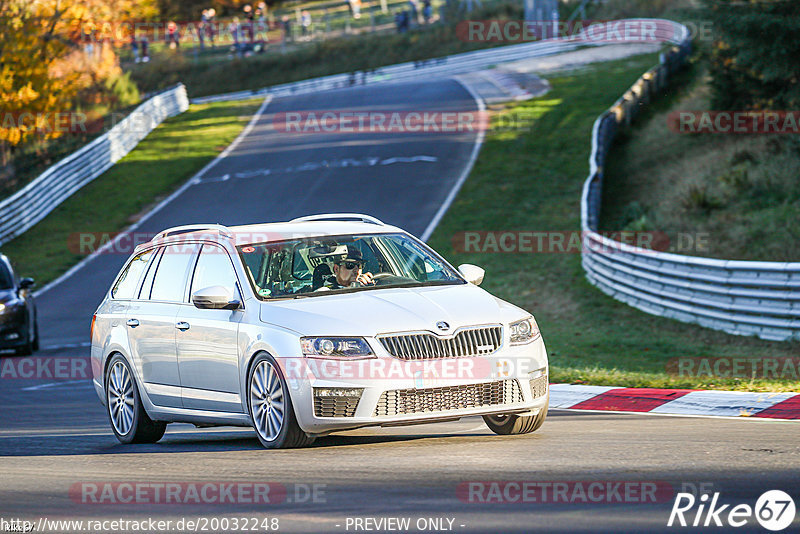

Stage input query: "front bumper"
[
  {"left": 0, "top": 317, "right": 28, "bottom": 349},
  {"left": 287, "top": 336, "right": 548, "bottom": 435}
]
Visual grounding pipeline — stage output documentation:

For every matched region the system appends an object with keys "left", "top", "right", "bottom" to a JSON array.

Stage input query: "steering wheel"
[{"left": 370, "top": 273, "right": 394, "bottom": 285}]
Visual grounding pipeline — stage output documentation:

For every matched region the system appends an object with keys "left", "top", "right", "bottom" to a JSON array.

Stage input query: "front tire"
[
  {"left": 105, "top": 354, "right": 166, "bottom": 444},
  {"left": 484, "top": 396, "right": 548, "bottom": 435},
  {"left": 248, "top": 353, "right": 314, "bottom": 449},
  {"left": 31, "top": 318, "right": 39, "bottom": 352},
  {"left": 15, "top": 319, "right": 35, "bottom": 356}
]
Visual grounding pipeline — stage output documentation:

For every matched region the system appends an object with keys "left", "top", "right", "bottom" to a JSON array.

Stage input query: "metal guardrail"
[
  {"left": 0, "top": 84, "right": 189, "bottom": 246},
  {"left": 580, "top": 21, "right": 800, "bottom": 342},
  {"left": 191, "top": 38, "right": 588, "bottom": 104}
]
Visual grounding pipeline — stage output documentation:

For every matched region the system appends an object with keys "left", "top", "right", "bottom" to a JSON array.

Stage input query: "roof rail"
[
  {"left": 153, "top": 224, "right": 233, "bottom": 241},
  {"left": 290, "top": 213, "right": 385, "bottom": 226}
]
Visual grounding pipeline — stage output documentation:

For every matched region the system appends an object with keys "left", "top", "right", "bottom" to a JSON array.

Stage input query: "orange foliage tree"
[{"left": 0, "top": 0, "right": 156, "bottom": 168}]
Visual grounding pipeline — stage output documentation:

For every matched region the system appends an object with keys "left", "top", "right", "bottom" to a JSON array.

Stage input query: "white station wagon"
[{"left": 91, "top": 214, "right": 549, "bottom": 448}]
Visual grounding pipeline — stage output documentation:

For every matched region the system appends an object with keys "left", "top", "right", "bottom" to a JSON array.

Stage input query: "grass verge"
[
  {"left": 427, "top": 53, "right": 800, "bottom": 392},
  {"left": 600, "top": 61, "right": 800, "bottom": 262},
  {"left": 1, "top": 99, "right": 263, "bottom": 286}
]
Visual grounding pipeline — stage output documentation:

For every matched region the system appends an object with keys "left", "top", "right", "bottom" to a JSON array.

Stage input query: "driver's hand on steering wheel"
[{"left": 356, "top": 272, "right": 374, "bottom": 286}]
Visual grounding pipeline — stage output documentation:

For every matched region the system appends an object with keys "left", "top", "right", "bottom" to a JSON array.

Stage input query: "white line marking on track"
[
  {"left": 420, "top": 78, "right": 486, "bottom": 242},
  {"left": 33, "top": 95, "right": 273, "bottom": 298},
  {"left": 21, "top": 379, "right": 92, "bottom": 392},
  {"left": 39, "top": 341, "right": 92, "bottom": 351}
]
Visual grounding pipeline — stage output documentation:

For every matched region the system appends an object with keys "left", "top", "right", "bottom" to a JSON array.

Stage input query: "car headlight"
[
  {"left": 509, "top": 317, "right": 540, "bottom": 344},
  {"left": 0, "top": 300, "right": 22, "bottom": 314},
  {"left": 300, "top": 337, "right": 374, "bottom": 358}
]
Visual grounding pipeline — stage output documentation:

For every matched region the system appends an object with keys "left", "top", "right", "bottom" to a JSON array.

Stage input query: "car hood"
[
  {"left": 0, "top": 289, "right": 17, "bottom": 304},
  {"left": 259, "top": 283, "right": 530, "bottom": 337}
]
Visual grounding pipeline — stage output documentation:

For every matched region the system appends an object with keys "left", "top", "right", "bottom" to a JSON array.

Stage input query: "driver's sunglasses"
[{"left": 340, "top": 261, "right": 362, "bottom": 270}]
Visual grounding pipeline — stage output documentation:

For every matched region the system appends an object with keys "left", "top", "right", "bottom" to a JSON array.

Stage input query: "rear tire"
[
  {"left": 248, "top": 353, "right": 315, "bottom": 449},
  {"left": 484, "top": 396, "right": 548, "bottom": 435},
  {"left": 105, "top": 354, "right": 166, "bottom": 444}
]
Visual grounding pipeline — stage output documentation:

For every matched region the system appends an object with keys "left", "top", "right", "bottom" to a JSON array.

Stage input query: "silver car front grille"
[
  {"left": 530, "top": 374, "right": 548, "bottom": 399},
  {"left": 313, "top": 396, "right": 360, "bottom": 418},
  {"left": 378, "top": 325, "right": 502, "bottom": 360},
  {"left": 373, "top": 379, "right": 523, "bottom": 417}
]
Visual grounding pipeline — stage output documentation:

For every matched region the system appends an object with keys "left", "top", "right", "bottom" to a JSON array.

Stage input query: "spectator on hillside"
[
  {"left": 140, "top": 36, "right": 150, "bottom": 62},
  {"left": 349, "top": 0, "right": 362, "bottom": 19},
  {"left": 244, "top": 4, "right": 255, "bottom": 42},
  {"left": 205, "top": 8, "right": 217, "bottom": 48},
  {"left": 167, "top": 21, "right": 180, "bottom": 49},
  {"left": 230, "top": 17, "right": 242, "bottom": 55},
  {"left": 422, "top": 0, "right": 432, "bottom": 23},
  {"left": 198, "top": 12, "right": 206, "bottom": 50},
  {"left": 408, "top": 0, "right": 418, "bottom": 24},
  {"left": 301, "top": 11, "right": 311, "bottom": 39},
  {"left": 395, "top": 10, "right": 409, "bottom": 32},
  {"left": 282, "top": 15, "right": 292, "bottom": 43},
  {"left": 130, "top": 34, "right": 140, "bottom": 62},
  {"left": 256, "top": 2, "right": 269, "bottom": 41}
]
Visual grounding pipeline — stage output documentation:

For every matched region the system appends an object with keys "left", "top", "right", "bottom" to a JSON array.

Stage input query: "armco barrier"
[
  {"left": 580, "top": 22, "right": 800, "bottom": 342},
  {"left": 0, "top": 84, "right": 189, "bottom": 246},
  {"left": 191, "top": 39, "right": 583, "bottom": 104}
]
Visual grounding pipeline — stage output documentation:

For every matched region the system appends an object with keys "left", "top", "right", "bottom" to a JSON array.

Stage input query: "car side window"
[
  {"left": 112, "top": 250, "right": 151, "bottom": 299},
  {"left": 137, "top": 247, "right": 163, "bottom": 299},
  {"left": 190, "top": 244, "right": 239, "bottom": 297},
  {"left": 149, "top": 244, "right": 199, "bottom": 303}
]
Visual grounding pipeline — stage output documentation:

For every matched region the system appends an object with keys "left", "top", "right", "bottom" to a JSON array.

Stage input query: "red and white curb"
[{"left": 549, "top": 384, "right": 800, "bottom": 420}]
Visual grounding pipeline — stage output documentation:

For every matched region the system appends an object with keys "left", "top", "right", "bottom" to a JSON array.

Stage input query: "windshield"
[
  {"left": 0, "top": 262, "right": 13, "bottom": 290},
  {"left": 237, "top": 233, "right": 464, "bottom": 299}
]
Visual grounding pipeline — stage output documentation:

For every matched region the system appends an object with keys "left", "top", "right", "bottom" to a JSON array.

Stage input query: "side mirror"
[
  {"left": 191, "top": 285, "right": 241, "bottom": 310},
  {"left": 19, "top": 278, "right": 35, "bottom": 290},
  {"left": 458, "top": 264, "right": 485, "bottom": 286}
]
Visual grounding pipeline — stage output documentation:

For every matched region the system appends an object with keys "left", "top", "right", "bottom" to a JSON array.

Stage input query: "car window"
[
  {"left": 137, "top": 247, "right": 162, "bottom": 299},
  {"left": 237, "top": 233, "right": 463, "bottom": 299},
  {"left": 112, "top": 251, "right": 152, "bottom": 299},
  {"left": 0, "top": 262, "right": 13, "bottom": 290},
  {"left": 190, "top": 244, "right": 239, "bottom": 296},
  {"left": 149, "top": 244, "right": 199, "bottom": 302}
]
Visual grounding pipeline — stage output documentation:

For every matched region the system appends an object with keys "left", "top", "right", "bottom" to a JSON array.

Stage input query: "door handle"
[
  {"left": 126, "top": 319, "right": 140, "bottom": 328},
  {"left": 176, "top": 322, "right": 190, "bottom": 331}
]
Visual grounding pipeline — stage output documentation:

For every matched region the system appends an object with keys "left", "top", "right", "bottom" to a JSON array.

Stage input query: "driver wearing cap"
[{"left": 327, "top": 245, "right": 374, "bottom": 288}]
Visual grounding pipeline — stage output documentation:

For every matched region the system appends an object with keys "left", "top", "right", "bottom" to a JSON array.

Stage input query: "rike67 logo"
[{"left": 668, "top": 490, "right": 796, "bottom": 531}]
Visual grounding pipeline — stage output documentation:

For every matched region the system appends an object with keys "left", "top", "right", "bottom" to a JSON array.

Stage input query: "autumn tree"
[{"left": 0, "top": 0, "right": 156, "bottom": 173}]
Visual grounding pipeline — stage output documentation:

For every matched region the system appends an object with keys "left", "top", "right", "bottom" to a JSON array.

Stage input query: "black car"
[{"left": 0, "top": 254, "right": 38, "bottom": 355}]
